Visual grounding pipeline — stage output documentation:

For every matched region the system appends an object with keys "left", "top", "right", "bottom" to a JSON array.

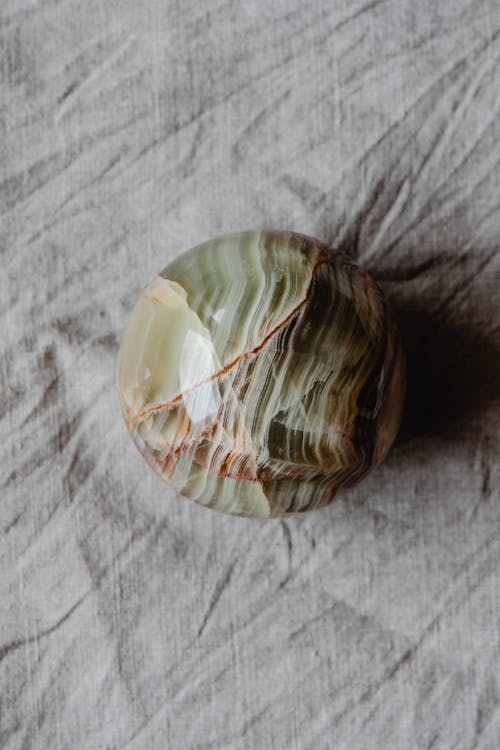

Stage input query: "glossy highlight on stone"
[{"left": 117, "top": 231, "right": 405, "bottom": 518}]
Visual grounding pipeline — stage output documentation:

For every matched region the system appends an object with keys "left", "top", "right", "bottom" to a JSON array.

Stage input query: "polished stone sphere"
[{"left": 117, "top": 230, "right": 405, "bottom": 518}]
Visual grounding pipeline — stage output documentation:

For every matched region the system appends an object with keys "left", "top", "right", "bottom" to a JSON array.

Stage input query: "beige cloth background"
[{"left": 1, "top": 1, "right": 500, "bottom": 748}]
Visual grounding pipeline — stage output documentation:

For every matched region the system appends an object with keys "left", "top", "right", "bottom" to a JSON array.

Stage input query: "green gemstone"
[{"left": 117, "top": 230, "right": 405, "bottom": 518}]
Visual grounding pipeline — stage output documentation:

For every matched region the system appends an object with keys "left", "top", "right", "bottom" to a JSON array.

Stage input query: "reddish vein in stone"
[{"left": 143, "top": 294, "right": 165, "bottom": 304}]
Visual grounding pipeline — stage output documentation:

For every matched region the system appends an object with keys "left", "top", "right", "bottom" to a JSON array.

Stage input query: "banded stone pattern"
[{"left": 117, "top": 231, "right": 405, "bottom": 517}]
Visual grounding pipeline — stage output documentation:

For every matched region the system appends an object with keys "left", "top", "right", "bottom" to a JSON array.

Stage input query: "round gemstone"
[{"left": 117, "top": 230, "right": 405, "bottom": 518}]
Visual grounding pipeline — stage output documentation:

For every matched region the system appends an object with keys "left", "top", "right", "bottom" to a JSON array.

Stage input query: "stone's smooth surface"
[{"left": 117, "top": 231, "right": 405, "bottom": 517}]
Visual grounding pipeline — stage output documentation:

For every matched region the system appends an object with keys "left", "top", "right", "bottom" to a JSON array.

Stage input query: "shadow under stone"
[{"left": 393, "top": 302, "right": 500, "bottom": 446}]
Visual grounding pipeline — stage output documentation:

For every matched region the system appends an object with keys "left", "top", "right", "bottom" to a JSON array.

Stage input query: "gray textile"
[{"left": 1, "top": 1, "right": 500, "bottom": 748}]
